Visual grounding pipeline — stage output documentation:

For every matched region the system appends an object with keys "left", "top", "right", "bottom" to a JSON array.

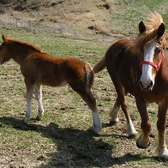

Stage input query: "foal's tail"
[
  {"left": 85, "top": 63, "right": 94, "bottom": 91},
  {"left": 93, "top": 56, "right": 106, "bottom": 73}
]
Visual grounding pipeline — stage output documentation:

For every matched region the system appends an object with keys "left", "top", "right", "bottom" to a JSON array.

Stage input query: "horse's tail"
[
  {"left": 85, "top": 62, "right": 94, "bottom": 92},
  {"left": 93, "top": 56, "right": 106, "bottom": 73}
]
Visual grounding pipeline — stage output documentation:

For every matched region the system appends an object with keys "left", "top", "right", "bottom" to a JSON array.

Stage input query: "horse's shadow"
[{"left": 0, "top": 117, "right": 157, "bottom": 167}]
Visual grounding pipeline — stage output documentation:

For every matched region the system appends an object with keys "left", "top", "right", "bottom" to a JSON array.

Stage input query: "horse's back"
[{"left": 21, "top": 53, "right": 92, "bottom": 88}]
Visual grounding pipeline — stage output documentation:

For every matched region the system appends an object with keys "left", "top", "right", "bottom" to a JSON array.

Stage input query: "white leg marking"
[
  {"left": 110, "top": 107, "right": 119, "bottom": 123},
  {"left": 158, "top": 147, "right": 168, "bottom": 160},
  {"left": 92, "top": 111, "right": 102, "bottom": 133},
  {"left": 35, "top": 84, "right": 44, "bottom": 120},
  {"left": 24, "top": 91, "right": 33, "bottom": 123},
  {"left": 127, "top": 119, "right": 137, "bottom": 137}
]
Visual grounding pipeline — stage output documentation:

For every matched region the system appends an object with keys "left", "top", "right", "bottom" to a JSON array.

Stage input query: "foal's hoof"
[
  {"left": 136, "top": 141, "right": 150, "bottom": 149},
  {"left": 23, "top": 117, "right": 29, "bottom": 124},
  {"left": 36, "top": 116, "right": 42, "bottom": 121},
  {"left": 93, "top": 126, "right": 102, "bottom": 134},
  {"left": 87, "top": 125, "right": 102, "bottom": 135},
  {"left": 36, "top": 113, "right": 43, "bottom": 121}
]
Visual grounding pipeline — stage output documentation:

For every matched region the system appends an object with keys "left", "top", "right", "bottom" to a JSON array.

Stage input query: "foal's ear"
[
  {"left": 2, "top": 34, "right": 8, "bottom": 42},
  {"left": 157, "top": 23, "right": 165, "bottom": 38},
  {"left": 139, "top": 21, "right": 146, "bottom": 33}
]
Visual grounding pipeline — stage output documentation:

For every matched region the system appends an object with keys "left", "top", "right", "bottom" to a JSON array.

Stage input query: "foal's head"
[
  {"left": 0, "top": 35, "right": 12, "bottom": 64},
  {"left": 134, "top": 12, "right": 166, "bottom": 91}
]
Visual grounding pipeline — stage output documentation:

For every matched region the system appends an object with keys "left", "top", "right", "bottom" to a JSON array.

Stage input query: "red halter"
[{"left": 140, "top": 50, "right": 165, "bottom": 71}]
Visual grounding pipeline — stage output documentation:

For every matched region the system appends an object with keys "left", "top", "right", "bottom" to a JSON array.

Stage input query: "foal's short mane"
[
  {"left": 134, "top": 12, "right": 166, "bottom": 53},
  {"left": 4, "top": 35, "right": 45, "bottom": 53}
]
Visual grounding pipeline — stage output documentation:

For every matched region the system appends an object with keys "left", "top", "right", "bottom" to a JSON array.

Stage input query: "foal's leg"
[
  {"left": 157, "top": 100, "right": 168, "bottom": 160},
  {"left": 78, "top": 90, "right": 102, "bottom": 133},
  {"left": 136, "top": 97, "right": 151, "bottom": 148},
  {"left": 70, "top": 80, "right": 102, "bottom": 133},
  {"left": 35, "top": 83, "right": 44, "bottom": 120},
  {"left": 24, "top": 78, "right": 35, "bottom": 123}
]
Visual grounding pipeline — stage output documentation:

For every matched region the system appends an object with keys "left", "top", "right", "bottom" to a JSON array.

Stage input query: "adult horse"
[
  {"left": 0, "top": 35, "right": 102, "bottom": 133},
  {"left": 93, "top": 12, "right": 168, "bottom": 159}
]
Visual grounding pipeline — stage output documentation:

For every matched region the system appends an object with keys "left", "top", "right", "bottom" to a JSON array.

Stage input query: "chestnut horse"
[
  {"left": 0, "top": 35, "right": 102, "bottom": 133},
  {"left": 93, "top": 12, "right": 168, "bottom": 159}
]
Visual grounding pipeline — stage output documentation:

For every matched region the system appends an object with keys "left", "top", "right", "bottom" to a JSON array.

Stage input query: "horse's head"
[
  {"left": 0, "top": 35, "right": 12, "bottom": 64},
  {"left": 135, "top": 12, "right": 166, "bottom": 91}
]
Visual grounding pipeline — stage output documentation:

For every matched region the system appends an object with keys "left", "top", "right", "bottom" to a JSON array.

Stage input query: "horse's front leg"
[
  {"left": 157, "top": 100, "right": 168, "bottom": 160},
  {"left": 35, "top": 83, "right": 44, "bottom": 120},
  {"left": 24, "top": 78, "right": 35, "bottom": 123},
  {"left": 136, "top": 97, "right": 151, "bottom": 148}
]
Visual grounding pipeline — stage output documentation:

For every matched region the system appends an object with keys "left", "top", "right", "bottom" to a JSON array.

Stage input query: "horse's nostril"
[
  {"left": 150, "top": 81, "right": 153, "bottom": 87},
  {"left": 139, "top": 81, "right": 143, "bottom": 88},
  {"left": 147, "top": 81, "right": 153, "bottom": 90}
]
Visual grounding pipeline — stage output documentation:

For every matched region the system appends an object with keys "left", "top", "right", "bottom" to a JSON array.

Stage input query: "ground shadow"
[{"left": 0, "top": 117, "right": 158, "bottom": 167}]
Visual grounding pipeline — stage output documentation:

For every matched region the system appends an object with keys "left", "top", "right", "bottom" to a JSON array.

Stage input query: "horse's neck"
[
  {"left": 161, "top": 57, "right": 168, "bottom": 75},
  {"left": 10, "top": 43, "right": 36, "bottom": 64}
]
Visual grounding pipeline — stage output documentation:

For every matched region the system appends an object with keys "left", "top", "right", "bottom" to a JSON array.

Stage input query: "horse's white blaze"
[{"left": 140, "top": 42, "right": 156, "bottom": 89}]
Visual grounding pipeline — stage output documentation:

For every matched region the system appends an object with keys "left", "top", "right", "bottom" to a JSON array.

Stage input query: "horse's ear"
[
  {"left": 139, "top": 21, "right": 146, "bottom": 33},
  {"left": 157, "top": 23, "right": 165, "bottom": 38},
  {"left": 2, "top": 34, "right": 8, "bottom": 42}
]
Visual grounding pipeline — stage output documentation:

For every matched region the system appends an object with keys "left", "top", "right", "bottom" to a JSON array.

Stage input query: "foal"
[{"left": 0, "top": 35, "right": 102, "bottom": 133}]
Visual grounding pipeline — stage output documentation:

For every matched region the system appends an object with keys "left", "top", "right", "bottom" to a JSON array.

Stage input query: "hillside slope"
[{"left": 0, "top": 0, "right": 168, "bottom": 41}]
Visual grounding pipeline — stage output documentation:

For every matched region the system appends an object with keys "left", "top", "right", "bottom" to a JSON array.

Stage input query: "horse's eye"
[{"left": 155, "top": 48, "right": 161, "bottom": 55}]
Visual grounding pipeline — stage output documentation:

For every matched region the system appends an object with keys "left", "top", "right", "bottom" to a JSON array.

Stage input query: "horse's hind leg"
[
  {"left": 109, "top": 96, "right": 120, "bottom": 124},
  {"left": 110, "top": 79, "right": 137, "bottom": 137},
  {"left": 120, "top": 93, "right": 137, "bottom": 137},
  {"left": 35, "top": 83, "right": 44, "bottom": 120},
  {"left": 24, "top": 78, "right": 35, "bottom": 123}
]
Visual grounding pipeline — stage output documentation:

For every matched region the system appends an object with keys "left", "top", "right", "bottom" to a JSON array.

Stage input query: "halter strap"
[{"left": 140, "top": 50, "right": 165, "bottom": 71}]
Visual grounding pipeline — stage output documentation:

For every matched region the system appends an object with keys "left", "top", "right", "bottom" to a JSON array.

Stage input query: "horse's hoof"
[
  {"left": 36, "top": 112, "right": 44, "bottom": 121},
  {"left": 93, "top": 126, "right": 102, "bottom": 134},
  {"left": 128, "top": 133, "right": 137, "bottom": 139},
  {"left": 136, "top": 140, "right": 150, "bottom": 149},
  {"left": 109, "top": 120, "right": 118, "bottom": 126},
  {"left": 23, "top": 117, "right": 29, "bottom": 124},
  {"left": 36, "top": 116, "right": 42, "bottom": 121},
  {"left": 158, "top": 148, "right": 168, "bottom": 161},
  {"left": 87, "top": 127, "right": 99, "bottom": 136}
]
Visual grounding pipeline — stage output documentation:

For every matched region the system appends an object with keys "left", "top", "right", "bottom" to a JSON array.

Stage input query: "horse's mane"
[
  {"left": 4, "top": 35, "right": 45, "bottom": 53},
  {"left": 134, "top": 12, "right": 166, "bottom": 53}
]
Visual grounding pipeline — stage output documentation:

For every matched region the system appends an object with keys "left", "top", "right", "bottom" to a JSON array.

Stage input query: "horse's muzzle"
[{"left": 139, "top": 80, "right": 153, "bottom": 91}]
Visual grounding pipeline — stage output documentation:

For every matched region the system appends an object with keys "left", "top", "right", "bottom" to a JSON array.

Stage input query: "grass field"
[
  {"left": 0, "top": 1, "right": 168, "bottom": 168},
  {"left": 0, "top": 28, "right": 167, "bottom": 168}
]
